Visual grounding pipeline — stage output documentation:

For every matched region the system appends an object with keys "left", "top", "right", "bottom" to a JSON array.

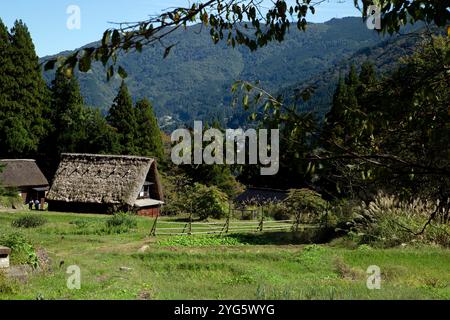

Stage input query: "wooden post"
[
  {"left": 188, "top": 212, "right": 192, "bottom": 235},
  {"left": 258, "top": 207, "right": 264, "bottom": 232},
  {"left": 150, "top": 216, "right": 158, "bottom": 236},
  {"left": 221, "top": 203, "right": 231, "bottom": 236},
  {"left": 294, "top": 212, "right": 300, "bottom": 232}
]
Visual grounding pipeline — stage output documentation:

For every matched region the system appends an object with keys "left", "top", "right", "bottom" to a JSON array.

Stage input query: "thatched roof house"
[
  {"left": 47, "top": 154, "right": 164, "bottom": 216},
  {"left": 0, "top": 159, "right": 49, "bottom": 205}
]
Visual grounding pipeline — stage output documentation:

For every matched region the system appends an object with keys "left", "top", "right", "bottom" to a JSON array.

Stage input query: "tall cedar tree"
[
  {"left": 319, "top": 63, "right": 377, "bottom": 196},
  {"left": 82, "top": 108, "right": 121, "bottom": 155},
  {"left": 107, "top": 81, "right": 138, "bottom": 155},
  {"left": 135, "top": 98, "right": 164, "bottom": 160},
  {"left": 48, "top": 70, "right": 86, "bottom": 155},
  {"left": 0, "top": 20, "right": 48, "bottom": 157},
  {"left": 48, "top": 71, "right": 121, "bottom": 157},
  {"left": 322, "top": 64, "right": 376, "bottom": 150},
  {"left": 0, "top": 19, "right": 14, "bottom": 157}
]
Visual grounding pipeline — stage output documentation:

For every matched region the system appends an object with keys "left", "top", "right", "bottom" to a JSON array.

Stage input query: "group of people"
[{"left": 28, "top": 199, "right": 41, "bottom": 210}]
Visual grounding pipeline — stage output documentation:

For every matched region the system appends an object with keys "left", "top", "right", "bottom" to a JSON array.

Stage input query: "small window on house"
[{"left": 139, "top": 182, "right": 154, "bottom": 198}]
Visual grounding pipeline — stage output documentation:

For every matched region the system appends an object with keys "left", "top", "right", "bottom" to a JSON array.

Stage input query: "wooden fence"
[{"left": 150, "top": 215, "right": 318, "bottom": 236}]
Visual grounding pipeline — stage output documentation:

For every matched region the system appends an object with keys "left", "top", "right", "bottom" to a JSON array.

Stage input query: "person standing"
[
  {"left": 29, "top": 199, "right": 34, "bottom": 210},
  {"left": 34, "top": 199, "right": 40, "bottom": 211}
]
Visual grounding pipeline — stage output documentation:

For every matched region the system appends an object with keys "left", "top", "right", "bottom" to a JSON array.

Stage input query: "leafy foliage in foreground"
[{"left": 0, "top": 232, "right": 38, "bottom": 268}]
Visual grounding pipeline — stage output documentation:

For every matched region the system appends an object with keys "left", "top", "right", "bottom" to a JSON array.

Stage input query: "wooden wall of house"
[
  {"left": 20, "top": 191, "right": 27, "bottom": 203},
  {"left": 137, "top": 206, "right": 160, "bottom": 218}
]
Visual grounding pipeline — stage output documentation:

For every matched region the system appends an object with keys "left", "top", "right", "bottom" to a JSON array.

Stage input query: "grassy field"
[{"left": 0, "top": 211, "right": 449, "bottom": 300}]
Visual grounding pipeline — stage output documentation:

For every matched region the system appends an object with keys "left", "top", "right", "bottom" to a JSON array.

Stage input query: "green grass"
[{"left": 0, "top": 211, "right": 449, "bottom": 300}]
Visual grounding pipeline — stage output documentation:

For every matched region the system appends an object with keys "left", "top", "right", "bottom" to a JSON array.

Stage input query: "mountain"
[
  {"left": 277, "top": 22, "right": 436, "bottom": 121},
  {"left": 41, "top": 17, "right": 395, "bottom": 130},
  {"left": 278, "top": 28, "right": 425, "bottom": 119}
]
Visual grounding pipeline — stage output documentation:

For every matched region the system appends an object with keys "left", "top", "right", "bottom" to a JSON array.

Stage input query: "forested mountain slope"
[{"left": 42, "top": 17, "right": 390, "bottom": 128}]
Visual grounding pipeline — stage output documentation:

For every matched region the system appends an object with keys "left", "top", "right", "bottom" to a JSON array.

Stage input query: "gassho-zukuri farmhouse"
[{"left": 46, "top": 153, "right": 164, "bottom": 217}]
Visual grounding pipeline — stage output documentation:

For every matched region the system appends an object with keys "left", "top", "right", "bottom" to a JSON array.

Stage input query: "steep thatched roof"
[
  {"left": 47, "top": 154, "right": 163, "bottom": 206},
  {"left": 0, "top": 160, "right": 49, "bottom": 188}
]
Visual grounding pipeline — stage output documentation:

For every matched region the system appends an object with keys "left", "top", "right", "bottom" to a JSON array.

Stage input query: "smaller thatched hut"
[
  {"left": 47, "top": 154, "right": 164, "bottom": 216},
  {"left": 0, "top": 159, "right": 49, "bottom": 207}
]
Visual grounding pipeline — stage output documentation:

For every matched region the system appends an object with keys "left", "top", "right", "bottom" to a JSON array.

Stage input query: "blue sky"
[{"left": 0, "top": 0, "right": 361, "bottom": 57}]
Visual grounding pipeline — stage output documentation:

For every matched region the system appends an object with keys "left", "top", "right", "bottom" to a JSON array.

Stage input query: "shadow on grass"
[{"left": 226, "top": 227, "right": 337, "bottom": 245}]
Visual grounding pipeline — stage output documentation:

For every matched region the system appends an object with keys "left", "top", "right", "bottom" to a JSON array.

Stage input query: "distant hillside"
[
  {"left": 42, "top": 17, "right": 392, "bottom": 129},
  {"left": 277, "top": 28, "right": 426, "bottom": 120},
  {"left": 278, "top": 22, "right": 446, "bottom": 124}
]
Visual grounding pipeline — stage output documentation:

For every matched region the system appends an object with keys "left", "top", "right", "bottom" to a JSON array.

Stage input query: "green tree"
[
  {"left": 47, "top": 70, "right": 86, "bottom": 155},
  {"left": 107, "top": 81, "right": 138, "bottom": 155},
  {"left": 358, "top": 36, "right": 450, "bottom": 204},
  {"left": 134, "top": 98, "right": 164, "bottom": 160},
  {"left": 82, "top": 108, "right": 121, "bottom": 155},
  {"left": 166, "top": 182, "right": 229, "bottom": 220},
  {"left": 358, "top": 61, "right": 377, "bottom": 86},
  {"left": 177, "top": 121, "right": 243, "bottom": 197},
  {"left": 43, "top": 71, "right": 120, "bottom": 178},
  {"left": 0, "top": 19, "right": 14, "bottom": 157},
  {"left": 322, "top": 76, "right": 348, "bottom": 145},
  {"left": 0, "top": 20, "right": 48, "bottom": 157}
]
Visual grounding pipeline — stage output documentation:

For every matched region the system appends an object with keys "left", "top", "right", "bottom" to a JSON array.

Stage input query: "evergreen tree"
[
  {"left": 0, "top": 19, "right": 14, "bottom": 157},
  {"left": 323, "top": 75, "right": 347, "bottom": 144},
  {"left": 81, "top": 108, "right": 121, "bottom": 155},
  {"left": 0, "top": 20, "right": 48, "bottom": 157},
  {"left": 320, "top": 64, "right": 378, "bottom": 196},
  {"left": 48, "top": 69, "right": 86, "bottom": 155},
  {"left": 135, "top": 98, "right": 164, "bottom": 160},
  {"left": 107, "top": 81, "right": 138, "bottom": 155},
  {"left": 345, "top": 64, "right": 359, "bottom": 87},
  {"left": 0, "top": 19, "right": 12, "bottom": 108},
  {"left": 358, "top": 61, "right": 377, "bottom": 85},
  {"left": 323, "top": 64, "right": 370, "bottom": 148}
]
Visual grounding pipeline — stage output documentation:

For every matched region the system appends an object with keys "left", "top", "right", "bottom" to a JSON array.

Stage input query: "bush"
[
  {"left": 0, "top": 233, "right": 38, "bottom": 268},
  {"left": 0, "top": 193, "right": 24, "bottom": 210},
  {"left": 350, "top": 192, "right": 450, "bottom": 248},
  {"left": 168, "top": 183, "right": 229, "bottom": 220},
  {"left": 103, "top": 212, "right": 137, "bottom": 234},
  {"left": 267, "top": 203, "right": 292, "bottom": 221},
  {"left": 285, "top": 189, "right": 328, "bottom": 223},
  {"left": 192, "top": 184, "right": 229, "bottom": 220},
  {"left": 11, "top": 215, "right": 47, "bottom": 229},
  {"left": 69, "top": 219, "right": 91, "bottom": 229}
]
